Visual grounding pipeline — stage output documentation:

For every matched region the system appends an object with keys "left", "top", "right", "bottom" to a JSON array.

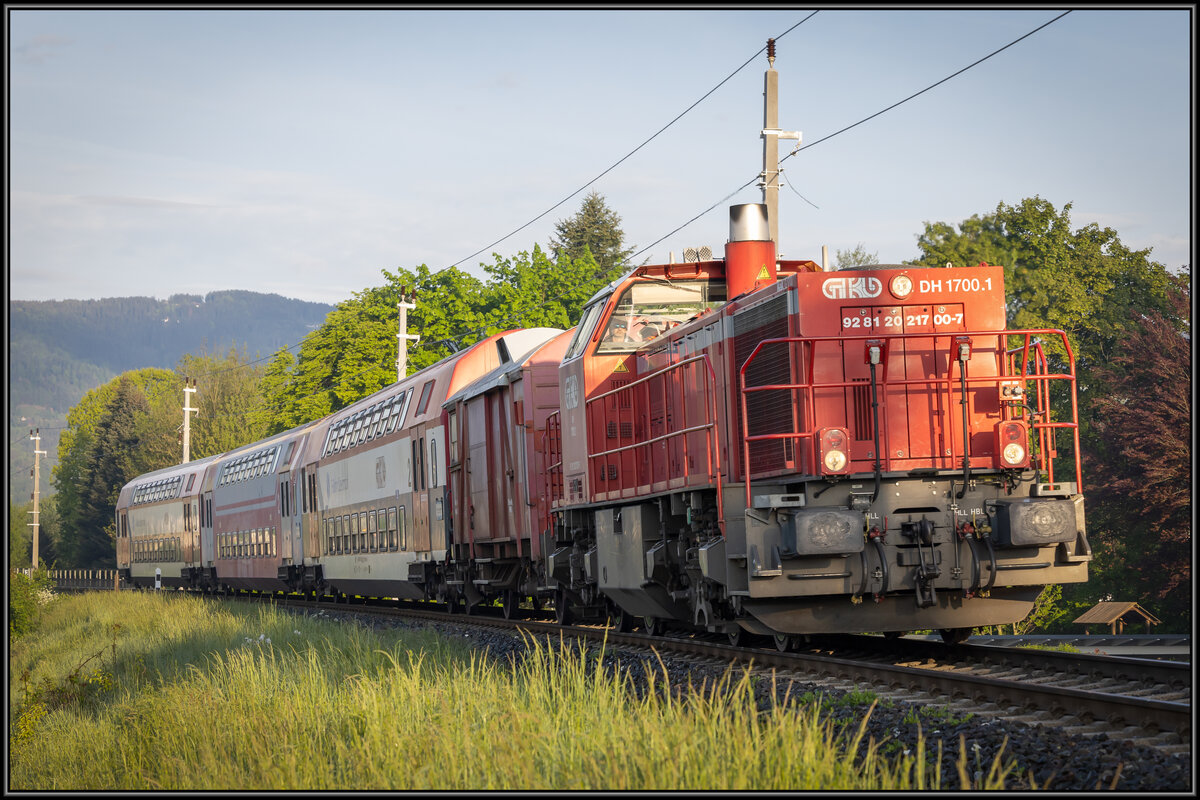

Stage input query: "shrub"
[{"left": 9, "top": 568, "right": 56, "bottom": 638}]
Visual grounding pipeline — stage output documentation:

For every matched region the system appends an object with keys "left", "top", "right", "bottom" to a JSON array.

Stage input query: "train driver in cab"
[{"left": 603, "top": 319, "right": 631, "bottom": 344}]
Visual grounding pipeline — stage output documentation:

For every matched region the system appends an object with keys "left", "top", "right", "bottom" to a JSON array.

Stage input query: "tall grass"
[{"left": 9, "top": 592, "right": 1011, "bottom": 790}]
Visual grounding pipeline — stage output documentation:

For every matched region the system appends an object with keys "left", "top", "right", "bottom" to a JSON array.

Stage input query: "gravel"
[{"left": 304, "top": 609, "right": 1193, "bottom": 792}]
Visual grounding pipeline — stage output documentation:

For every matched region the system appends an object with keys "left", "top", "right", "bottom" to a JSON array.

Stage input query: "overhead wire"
[
  {"left": 146, "top": 13, "right": 822, "bottom": 387},
  {"left": 407, "top": 9, "right": 1073, "bottom": 352}
]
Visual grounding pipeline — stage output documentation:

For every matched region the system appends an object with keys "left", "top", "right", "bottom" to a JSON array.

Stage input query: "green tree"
[
  {"left": 74, "top": 377, "right": 150, "bottom": 567},
  {"left": 548, "top": 191, "right": 636, "bottom": 279},
  {"left": 1081, "top": 273, "right": 1190, "bottom": 627},
  {"left": 250, "top": 347, "right": 298, "bottom": 435},
  {"left": 52, "top": 368, "right": 175, "bottom": 567},
  {"left": 835, "top": 243, "right": 879, "bottom": 269},
  {"left": 911, "top": 197, "right": 1173, "bottom": 384},
  {"left": 910, "top": 197, "right": 1185, "bottom": 630},
  {"left": 175, "top": 347, "right": 268, "bottom": 458},
  {"left": 10, "top": 500, "right": 31, "bottom": 567}
]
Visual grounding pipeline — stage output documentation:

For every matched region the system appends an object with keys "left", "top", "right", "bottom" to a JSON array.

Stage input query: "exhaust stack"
[{"left": 725, "top": 203, "right": 777, "bottom": 299}]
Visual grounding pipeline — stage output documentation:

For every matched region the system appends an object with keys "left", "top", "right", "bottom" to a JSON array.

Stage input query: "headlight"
[
  {"left": 889, "top": 274, "right": 913, "bottom": 299},
  {"left": 994, "top": 420, "right": 1030, "bottom": 468},
  {"left": 819, "top": 427, "right": 851, "bottom": 475},
  {"left": 824, "top": 449, "right": 847, "bottom": 472}
]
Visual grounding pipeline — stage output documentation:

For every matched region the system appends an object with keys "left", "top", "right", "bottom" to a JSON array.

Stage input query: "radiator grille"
[
  {"left": 852, "top": 379, "right": 873, "bottom": 441},
  {"left": 733, "top": 294, "right": 794, "bottom": 474}
]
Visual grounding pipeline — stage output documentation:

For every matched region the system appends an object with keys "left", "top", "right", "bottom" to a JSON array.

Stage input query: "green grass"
[{"left": 9, "top": 592, "right": 1012, "bottom": 791}]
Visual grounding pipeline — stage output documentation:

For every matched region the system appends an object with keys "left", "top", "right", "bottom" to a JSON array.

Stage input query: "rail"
[
  {"left": 738, "top": 328, "right": 1081, "bottom": 508},
  {"left": 585, "top": 353, "right": 724, "bottom": 532}
]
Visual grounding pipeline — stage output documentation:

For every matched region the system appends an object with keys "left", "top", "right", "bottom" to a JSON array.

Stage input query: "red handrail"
[
  {"left": 585, "top": 353, "right": 725, "bottom": 535},
  {"left": 738, "top": 328, "right": 1082, "bottom": 508}
]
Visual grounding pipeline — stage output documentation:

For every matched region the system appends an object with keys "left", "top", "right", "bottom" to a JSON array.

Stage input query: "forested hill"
[
  {"left": 10, "top": 290, "right": 333, "bottom": 415},
  {"left": 9, "top": 291, "right": 333, "bottom": 505}
]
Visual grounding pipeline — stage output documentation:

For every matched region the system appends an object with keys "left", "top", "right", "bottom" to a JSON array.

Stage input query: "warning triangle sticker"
[
  {"left": 756, "top": 264, "right": 771, "bottom": 280},
  {"left": 613, "top": 361, "right": 629, "bottom": 373}
]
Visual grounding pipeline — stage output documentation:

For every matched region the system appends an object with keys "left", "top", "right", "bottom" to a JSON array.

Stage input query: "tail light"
[
  {"left": 819, "top": 427, "right": 851, "bottom": 475},
  {"left": 994, "top": 420, "right": 1030, "bottom": 469}
]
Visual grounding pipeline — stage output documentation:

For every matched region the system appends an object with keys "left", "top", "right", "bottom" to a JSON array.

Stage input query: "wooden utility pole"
[{"left": 29, "top": 428, "right": 45, "bottom": 569}]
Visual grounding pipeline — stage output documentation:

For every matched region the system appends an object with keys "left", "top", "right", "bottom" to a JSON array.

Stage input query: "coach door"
[
  {"left": 412, "top": 426, "right": 430, "bottom": 553},
  {"left": 116, "top": 510, "right": 130, "bottom": 569},
  {"left": 201, "top": 489, "right": 215, "bottom": 569},
  {"left": 279, "top": 470, "right": 297, "bottom": 564},
  {"left": 300, "top": 464, "right": 320, "bottom": 561}
]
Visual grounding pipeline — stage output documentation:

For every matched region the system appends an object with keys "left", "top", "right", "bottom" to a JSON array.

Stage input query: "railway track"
[
  {"left": 54, "top": 581, "right": 1189, "bottom": 763},
  {"left": 261, "top": 595, "right": 1190, "bottom": 757}
]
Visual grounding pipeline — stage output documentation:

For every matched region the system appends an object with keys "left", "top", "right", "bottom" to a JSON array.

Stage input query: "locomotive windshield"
[{"left": 596, "top": 279, "right": 725, "bottom": 353}]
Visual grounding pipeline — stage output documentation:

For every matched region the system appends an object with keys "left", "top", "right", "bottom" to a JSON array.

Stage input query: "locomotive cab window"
[
  {"left": 564, "top": 300, "right": 607, "bottom": 360},
  {"left": 597, "top": 279, "right": 726, "bottom": 354}
]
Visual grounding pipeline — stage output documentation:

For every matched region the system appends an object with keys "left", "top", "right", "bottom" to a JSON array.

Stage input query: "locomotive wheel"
[
  {"left": 501, "top": 590, "right": 519, "bottom": 620},
  {"left": 554, "top": 588, "right": 574, "bottom": 625},
  {"left": 609, "top": 605, "right": 634, "bottom": 633},
  {"left": 643, "top": 616, "right": 661, "bottom": 637},
  {"left": 773, "top": 633, "right": 795, "bottom": 653},
  {"left": 726, "top": 628, "right": 744, "bottom": 647},
  {"left": 938, "top": 627, "right": 972, "bottom": 645}
]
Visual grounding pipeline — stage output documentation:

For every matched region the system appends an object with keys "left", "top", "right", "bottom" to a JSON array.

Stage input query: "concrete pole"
[
  {"left": 397, "top": 291, "right": 419, "bottom": 380},
  {"left": 182, "top": 377, "right": 198, "bottom": 463},
  {"left": 759, "top": 38, "right": 801, "bottom": 255},
  {"left": 29, "top": 428, "right": 45, "bottom": 569},
  {"left": 762, "top": 45, "right": 780, "bottom": 249}
]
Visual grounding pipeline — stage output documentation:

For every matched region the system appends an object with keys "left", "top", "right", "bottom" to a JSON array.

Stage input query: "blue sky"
[{"left": 8, "top": 7, "right": 1192, "bottom": 306}]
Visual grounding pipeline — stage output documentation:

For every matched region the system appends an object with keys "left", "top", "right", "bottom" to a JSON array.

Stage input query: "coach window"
[
  {"left": 340, "top": 515, "right": 349, "bottom": 554},
  {"left": 369, "top": 407, "right": 383, "bottom": 439},
  {"left": 429, "top": 439, "right": 439, "bottom": 487},
  {"left": 385, "top": 396, "right": 401, "bottom": 434},
  {"left": 367, "top": 510, "right": 377, "bottom": 551},
  {"left": 415, "top": 381, "right": 434, "bottom": 417},
  {"left": 447, "top": 410, "right": 459, "bottom": 464}
]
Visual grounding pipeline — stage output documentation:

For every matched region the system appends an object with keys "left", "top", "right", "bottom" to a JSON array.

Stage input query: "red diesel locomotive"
[{"left": 540, "top": 203, "right": 1089, "bottom": 645}]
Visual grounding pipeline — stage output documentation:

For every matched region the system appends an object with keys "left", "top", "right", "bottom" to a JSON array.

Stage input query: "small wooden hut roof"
[{"left": 1073, "top": 601, "right": 1162, "bottom": 626}]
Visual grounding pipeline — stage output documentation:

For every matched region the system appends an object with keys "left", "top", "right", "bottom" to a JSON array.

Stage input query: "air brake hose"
[
  {"left": 963, "top": 536, "right": 981, "bottom": 594},
  {"left": 983, "top": 535, "right": 997, "bottom": 591},
  {"left": 869, "top": 533, "right": 888, "bottom": 601}
]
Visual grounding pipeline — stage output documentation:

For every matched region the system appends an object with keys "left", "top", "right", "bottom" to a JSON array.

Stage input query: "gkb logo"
[
  {"left": 822, "top": 276, "right": 883, "bottom": 299},
  {"left": 563, "top": 374, "right": 580, "bottom": 409}
]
